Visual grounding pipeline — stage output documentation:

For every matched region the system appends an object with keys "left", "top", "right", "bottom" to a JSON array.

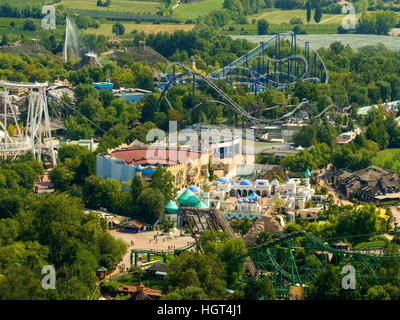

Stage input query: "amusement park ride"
[
  {"left": 178, "top": 206, "right": 400, "bottom": 299},
  {"left": 0, "top": 81, "right": 56, "bottom": 166},
  {"left": 0, "top": 33, "right": 339, "bottom": 166},
  {"left": 157, "top": 32, "right": 341, "bottom": 127},
  {"left": 211, "top": 32, "right": 328, "bottom": 89}
]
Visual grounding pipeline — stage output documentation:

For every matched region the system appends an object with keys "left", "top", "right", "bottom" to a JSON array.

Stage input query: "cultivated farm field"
[
  {"left": 249, "top": 9, "right": 351, "bottom": 25},
  {"left": 83, "top": 22, "right": 195, "bottom": 35},
  {"left": 56, "top": 0, "right": 161, "bottom": 15},
  {"left": 173, "top": 0, "right": 224, "bottom": 20}
]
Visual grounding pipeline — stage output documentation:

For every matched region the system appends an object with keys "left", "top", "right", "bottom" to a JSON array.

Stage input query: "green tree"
[
  {"left": 136, "top": 188, "right": 165, "bottom": 224},
  {"left": 364, "top": 285, "right": 390, "bottom": 300},
  {"left": 161, "top": 286, "right": 208, "bottom": 300},
  {"left": 112, "top": 23, "right": 125, "bottom": 36},
  {"left": 165, "top": 251, "right": 226, "bottom": 299},
  {"left": 230, "top": 217, "right": 253, "bottom": 236},
  {"left": 257, "top": 19, "right": 269, "bottom": 35},
  {"left": 200, "top": 231, "right": 248, "bottom": 288},
  {"left": 0, "top": 265, "right": 44, "bottom": 300},
  {"left": 131, "top": 175, "right": 144, "bottom": 214},
  {"left": 244, "top": 277, "right": 276, "bottom": 300},
  {"left": 0, "top": 218, "right": 19, "bottom": 246},
  {"left": 292, "top": 125, "right": 317, "bottom": 147},
  {"left": 150, "top": 165, "right": 177, "bottom": 202},
  {"left": 314, "top": 2, "right": 322, "bottom": 23},
  {"left": 23, "top": 19, "right": 36, "bottom": 31},
  {"left": 306, "top": 0, "right": 311, "bottom": 23},
  {"left": 49, "top": 166, "right": 75, "bottom": 192},
  {"left": 75, "top": 152, "right": 96, "bottom": 184},
  {"left": 0, "top": 192, "right": 24, "bottom": 219}
]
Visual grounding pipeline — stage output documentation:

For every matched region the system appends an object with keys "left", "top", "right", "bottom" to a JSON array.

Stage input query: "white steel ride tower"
[{"left": 0, "top": 81, "right": 56, "bottom": 166}]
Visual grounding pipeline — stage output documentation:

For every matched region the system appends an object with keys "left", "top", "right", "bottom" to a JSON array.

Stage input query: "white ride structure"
[{"left": 0, "top": 81, "right": 56, "bottom": 166}]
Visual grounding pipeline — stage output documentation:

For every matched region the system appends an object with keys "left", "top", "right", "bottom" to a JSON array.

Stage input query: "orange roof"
[
  {"left": 337, "top": 0, "right": 352, "bottom": 5},
  {"left": 118, "top": 285, "right": 162, "bottom": 296},
  {"left": 122, "top": 219, "right": 144, "bottom": 229},
  {"left": 111, "top": 146, "right": 203, "bottom": 166}
]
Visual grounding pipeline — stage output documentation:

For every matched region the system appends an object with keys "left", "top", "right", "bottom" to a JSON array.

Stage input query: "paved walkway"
[
  {"left": 109, "top": 228, "right": 195, "bottom": 272},
  {"left": 34, "top": 171, "right": 54, "bottom": 194}
]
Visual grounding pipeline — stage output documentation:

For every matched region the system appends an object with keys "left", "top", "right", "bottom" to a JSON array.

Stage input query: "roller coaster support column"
[
  {"left": 305, "top": 41, "right": 310, "bottom": 77},
  {"left": 294, "top": 33, "right": 298, "bottom": 81},
  {"left": 312, "top": 52, "right": 317, "bottom": 77},
  {"left": 274, "top": 33, "right": 278, "bottom": 86},
  {"left": 289, "top": 33, "right": 294, "bottom": 83},
  {"left": 288, "top": 241, "right": 301, "bottom": 285},
  {"left": 320, "top": 62, "right": 323, "bottom": 79},
  {"left": 130, "top": 251, "right": 139, "bottom": 267},
  {"left": 173, "top": 64, "right": 176, "bottom": 86},
  {"left": 192, "top": 74, "right": 196, "bottom": 102},
  {"left": 261, "top": 42, "right": 265, "bottom": 74},
  {"left": 278, "top": 34, "right": 282, "bottom": 85}
]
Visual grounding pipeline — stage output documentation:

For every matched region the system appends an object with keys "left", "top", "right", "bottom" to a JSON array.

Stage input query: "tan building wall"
[{"left": 167, "top": 153, "right": 210, "bottom": 189}]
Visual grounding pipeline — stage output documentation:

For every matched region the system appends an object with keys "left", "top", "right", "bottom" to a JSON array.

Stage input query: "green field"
[
  {"left": 173, "top": 0, "right": 224, "bottom": 20},
  {"left": 249, "top": 9, "right": 350, "bottom": 25},
  {"left": 0, "top": 17, "right": 60, "bottom": 37},
  {"left": 0, "top": 0, "right": 50, "bottom": 6},
  {"left": 223, "top": 22, "right": 339, "bottom": 35},
  {"left": 83, "top": 22, "right": 195, "bottom": 35},
  {"left": 372, "top": 148, "right": 400, "bottom": 174},
  {"left": 57, "top": 0, "right": 161, "bottom": 15}
]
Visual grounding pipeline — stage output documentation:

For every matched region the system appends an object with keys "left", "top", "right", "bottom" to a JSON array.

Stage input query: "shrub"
[{"left": 290, "top": 17, "right": 303, "bottom": 25}]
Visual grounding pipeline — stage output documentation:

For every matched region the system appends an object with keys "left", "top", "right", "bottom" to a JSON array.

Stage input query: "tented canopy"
[
  {"left": 165, "top": 200, "right": 179, "bottom": 213},
  {"left": 177, "top": 189, "right": 200, "bottom": 206},
  {"left": 193, "top": 201, "right": 208, "bottom": 209}
]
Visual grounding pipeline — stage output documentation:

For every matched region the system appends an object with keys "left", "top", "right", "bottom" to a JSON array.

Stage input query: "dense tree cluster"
[
  {"left": 356, "top": 10, "right": 398, "bottom": 35},
  {"left": 130, "top": 28, "right": 255, "bottom": 68},
  {"left": 162, "top": 231, "right": 272, "bottom": 300},
  {"left": 0, "top": 154, "right": 126, "bottom": 300}
]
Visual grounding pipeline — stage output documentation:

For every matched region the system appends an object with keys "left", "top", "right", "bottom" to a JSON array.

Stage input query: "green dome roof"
[
  {"left": 165, "top": 200, "right": 179, "bottom": 213},
  {"left": 193, "top": 201, "right": 208, "bottom": 209},
  {"left": 305, "top": 168, "right": 311, "bottom": 178},
  {"left": 177, "top": 189, "right": 200, "bottom": 206}
]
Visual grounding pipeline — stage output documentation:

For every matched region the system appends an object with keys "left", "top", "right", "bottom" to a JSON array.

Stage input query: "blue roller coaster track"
[{"left": 210, "top": 32, "right": 328, "bottom": 92}]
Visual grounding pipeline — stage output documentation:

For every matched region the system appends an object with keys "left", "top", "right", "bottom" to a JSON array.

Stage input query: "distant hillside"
[{"left": 0, "top": 44, "right": 62, "bottom": 61}]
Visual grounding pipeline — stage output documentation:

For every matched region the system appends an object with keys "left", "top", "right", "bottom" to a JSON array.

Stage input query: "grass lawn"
[
  {"left": 353, "top": 240, "right": 387, "bottom": 250},
  {"left": 372, "top": 148, "right": 400, "bottom": 175},
  {"left": 173, "top": 0, "right": 225, "bottom": 20},
  {"left": 57, "top": 0, "right": 161, "bottom": 15},
  {"left": 83, "top": 22, "right": 195, "bottom": 36}
]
